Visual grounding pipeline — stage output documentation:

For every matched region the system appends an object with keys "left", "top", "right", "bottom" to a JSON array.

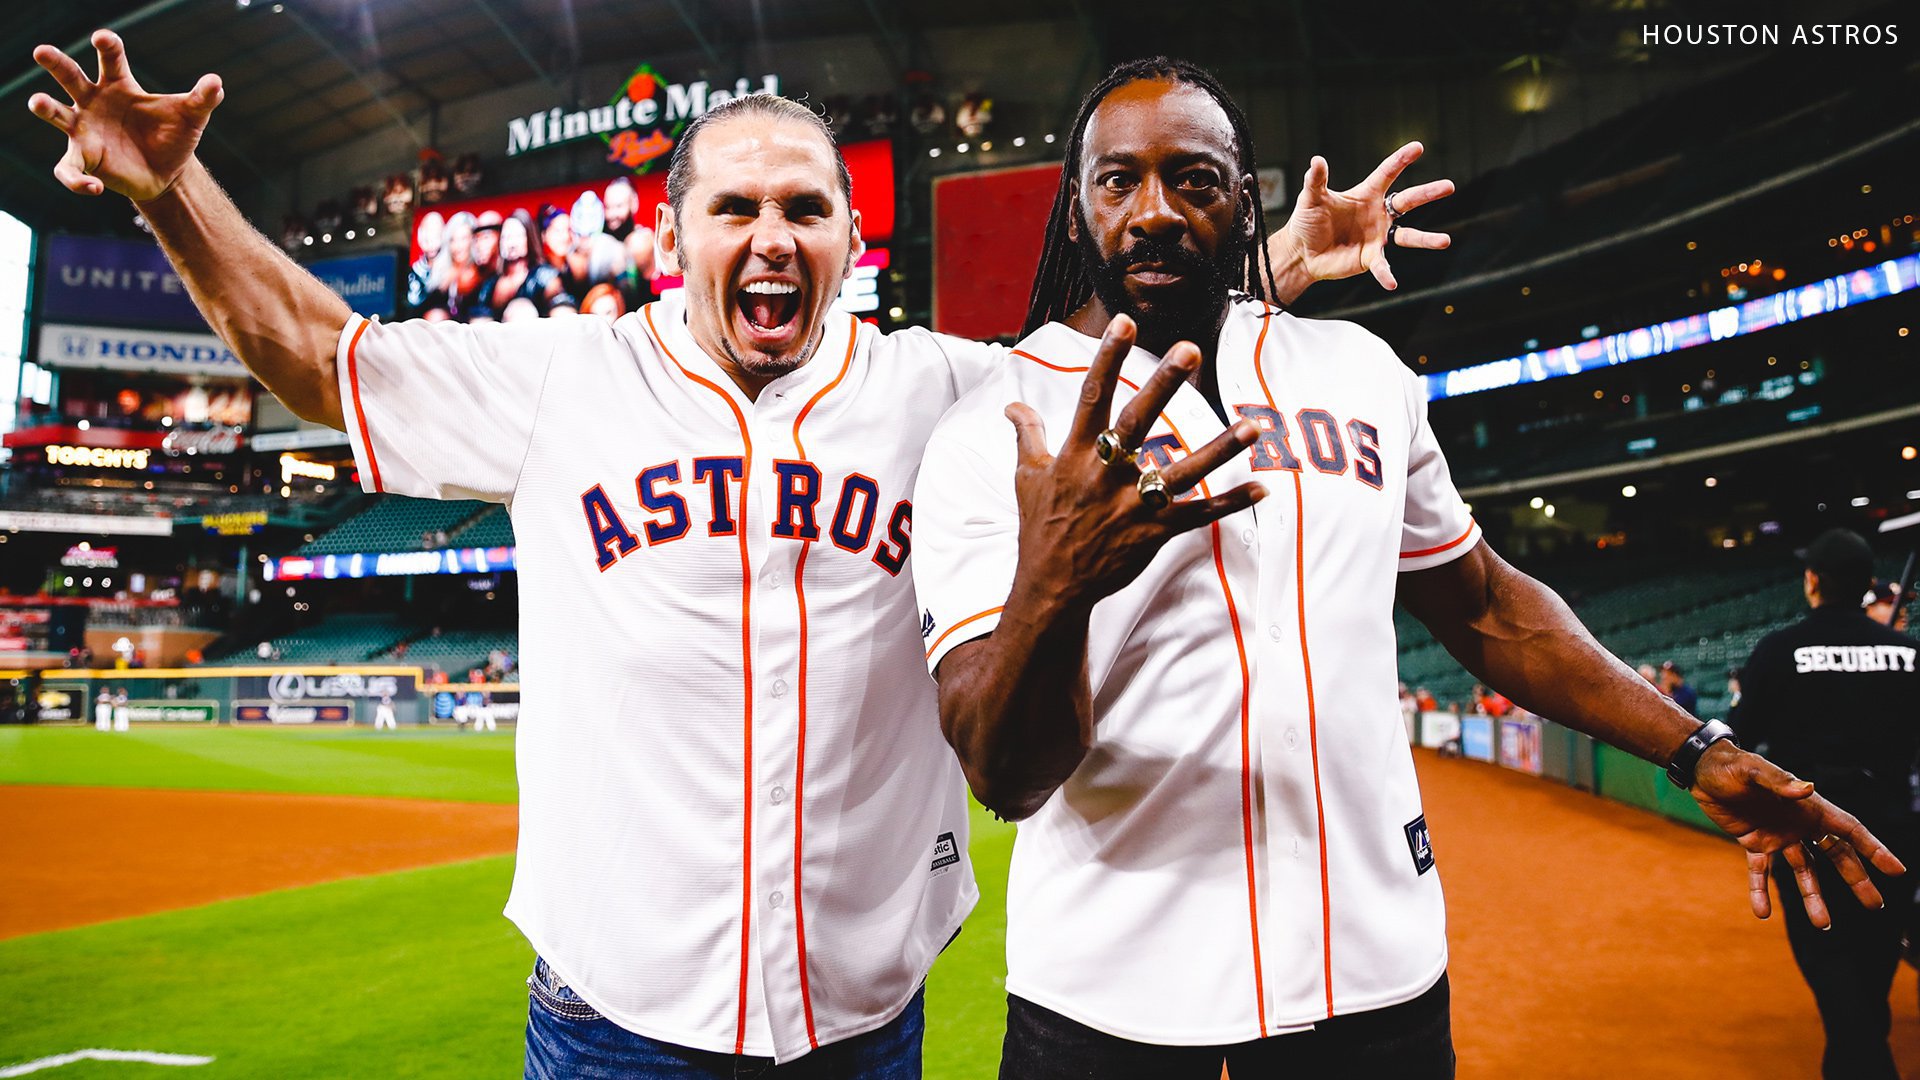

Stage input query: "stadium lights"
[
  {"left": 367, "top": 226, "right": 376, "bottom": 236},
  {"left": 1013, "top": 136, "right": 1026, "bottom": 147},
  {"left": 1044, "top": 133, "right": 1056, "bottom": 143},
  {"left": 1704, "top": 476, "right": 1718, "bottom": 488},
  {"left": 1529, "top": 496, "right": 1544, "bottom": 509},
  {"left": 927, "top": 148, "right": 941, "bottom": 158},
  {"left": 321, "top": 233, "right": 332, "bottom": 243},
  {"left": 1851, "top": 496, "right": 1871, "bottom": 507},
  {"left": 1621, "top": 485, "right": 1637, "bottom": 498},
  {"left": 1907, "top": 490, "right": 1920, "bottom": 499},
  {"left": 956, "top": 143, "right": 969, "bottom": 153},
  {"left": 980, "top": 141, "right": 993, "bottom": 151},
  {"left": 345, "top": 229, "right": 355, "bottom": 239},
  {"left": 1902, "top": 446, "right": 1916, "bottom": 460},
  {"left": 302, "top": 236, "right": 312, "bottom": 246},
  {"left": 1544, "top": 504, "right": 1556, "bottom": 518}
]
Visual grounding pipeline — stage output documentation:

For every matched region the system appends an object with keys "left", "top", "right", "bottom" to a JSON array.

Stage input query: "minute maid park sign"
[{"left": 506, "top": 64, "right": 781, "bottom": 173}]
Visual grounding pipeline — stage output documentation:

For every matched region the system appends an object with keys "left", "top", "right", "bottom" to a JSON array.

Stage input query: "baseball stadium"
[{"left": 1, "top": 2, "right": 1917, "bottom": 1077}]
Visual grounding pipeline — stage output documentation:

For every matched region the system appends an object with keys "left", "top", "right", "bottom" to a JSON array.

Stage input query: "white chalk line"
[{"left": 0, "top": 1050, "right": 215, "bottom": 1077}]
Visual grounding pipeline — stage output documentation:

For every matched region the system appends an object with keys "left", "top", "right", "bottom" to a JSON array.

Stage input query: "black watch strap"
[{"left": 1666, "top": 719, "right": 1738, "bottom": 789}]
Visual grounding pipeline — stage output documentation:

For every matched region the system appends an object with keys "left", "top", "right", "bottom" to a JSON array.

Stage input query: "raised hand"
[
  {"left": 1275, "top": 141, "right": 1454, "bottom": 292},
  {"left": 28, "top": 30, "right": 223, "bottom": 202},
  {"left": 1005, "top": 316, "right": 1266, "bottom": 608},
  {"left": 1690, "top": 742, "right": 1907, "bottom": 929}
]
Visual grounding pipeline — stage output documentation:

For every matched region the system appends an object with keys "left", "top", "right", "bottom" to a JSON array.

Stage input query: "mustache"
[{"left": 1099, "top": 235, "right": 1215, "bottom": 280}]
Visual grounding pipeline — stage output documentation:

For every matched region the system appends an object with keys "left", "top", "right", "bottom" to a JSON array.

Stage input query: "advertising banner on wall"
[
  {"left": 932, "top": 162, "right": 1063, "bottom": 341},
  {"left": 1498, "top": 715, "right": 1544, "bottom": 776},
  {"left": 304, "top": 251, "right": 399, "bottom": 319},
  {"left": 41, "top": 235, "right": 208, "bottom": 330},
  {"left": 405, "top": 139, "right": 893, "bottom": 324},
  {"left": 37, "top": 322, "right": 243, "bottom": 376}
]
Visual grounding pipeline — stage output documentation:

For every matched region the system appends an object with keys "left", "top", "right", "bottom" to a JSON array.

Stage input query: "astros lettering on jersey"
[
  {"left": 334, "top": 291, "right": 995, "bottom": 1062},
  {"left": 914, "top": 298, "right": 1480, "bottom": 1044}
]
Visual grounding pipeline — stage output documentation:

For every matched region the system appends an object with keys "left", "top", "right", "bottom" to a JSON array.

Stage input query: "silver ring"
[
  {"left": 1095, "top": 429, "right": 1137, "bottom": 470},
  {"left": 1136, "top": 466, "right": 1170, "bottom": 510},
  {"left": 1384, "top": 190, "right": 1405, "bottom": 219}
]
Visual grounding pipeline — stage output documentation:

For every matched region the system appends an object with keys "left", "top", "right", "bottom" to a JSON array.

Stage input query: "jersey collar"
[{"left": 641, "top": 290, "right": 860, "bottom": 408}]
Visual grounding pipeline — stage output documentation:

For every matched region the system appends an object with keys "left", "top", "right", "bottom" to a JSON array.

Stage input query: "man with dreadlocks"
[
  {"left": 914, "top": 57, "right": 1904, "bottom": 1077},
  {"left": 31, "top": 32, "right": 1469, "bottom": 1078}
]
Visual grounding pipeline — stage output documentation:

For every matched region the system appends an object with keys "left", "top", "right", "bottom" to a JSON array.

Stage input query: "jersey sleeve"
[
  {"left": 1398, "top": 370, "right": 1481, "bottom": 571},
  {"left": 334, "top": 313, "right": 560, "bottom": 503},
  {"left": 926, "top": 333, "right": 1009, "bottom": 397},
  {"left": 912, "top": 405, "right": 1021, "bottom": 676}
]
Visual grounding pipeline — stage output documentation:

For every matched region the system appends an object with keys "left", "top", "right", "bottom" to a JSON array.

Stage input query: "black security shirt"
[{"left": 1732, "top": 604, "right": 1919, "bottom": 836}]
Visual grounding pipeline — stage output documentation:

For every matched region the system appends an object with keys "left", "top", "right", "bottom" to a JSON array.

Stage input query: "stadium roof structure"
[{"left": 0, "top": 0, "right": 1899, "bottom": 232}]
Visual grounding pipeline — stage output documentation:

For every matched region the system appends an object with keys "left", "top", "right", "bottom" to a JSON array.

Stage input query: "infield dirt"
[{"left": 0, "top": 784, "right": 517, "bottom": 939}]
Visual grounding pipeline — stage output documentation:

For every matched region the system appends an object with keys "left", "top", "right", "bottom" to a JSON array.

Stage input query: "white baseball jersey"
[
  {"left": 335, "top": 293, "right": 995, "bottom": 1061},
  {"left": 914, "top": 300, "right": 1479, "bottom": 1045}
]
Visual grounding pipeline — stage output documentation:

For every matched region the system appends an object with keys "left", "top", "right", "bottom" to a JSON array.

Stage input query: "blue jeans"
[{"left": 524, "top": 956, "right": 924, "bottom": 1079}]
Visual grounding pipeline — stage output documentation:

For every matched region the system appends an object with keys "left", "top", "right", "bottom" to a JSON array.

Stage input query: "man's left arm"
[{"left": 1399, "top": 543, "right": 1905, "bottom": 927}]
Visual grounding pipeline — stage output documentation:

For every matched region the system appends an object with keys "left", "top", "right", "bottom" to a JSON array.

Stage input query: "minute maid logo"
[{"left": 505, "top": 64, "right": 782, "bottom": 173}]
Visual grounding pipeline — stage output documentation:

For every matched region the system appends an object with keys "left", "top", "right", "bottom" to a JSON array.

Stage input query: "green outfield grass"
[{"left": 0, "top": 726, "right": 1015, "bottom": 1078}]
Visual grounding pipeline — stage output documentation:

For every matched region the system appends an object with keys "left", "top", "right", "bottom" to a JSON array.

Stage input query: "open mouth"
[{"left": 736, "top": 279, "right": 805, "bottom": 346}]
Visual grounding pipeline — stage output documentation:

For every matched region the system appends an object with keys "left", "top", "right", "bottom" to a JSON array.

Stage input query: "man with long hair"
[
  {"left": 915, "top": 57, "right": 1904, "bottom": 1077},
  {"left": 31, "top": 34, "right": 1462, "bottom": 1077}
]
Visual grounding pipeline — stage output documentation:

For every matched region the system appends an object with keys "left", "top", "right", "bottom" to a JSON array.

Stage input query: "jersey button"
[
  {"left": 1240, "top": 528, "right": 1255, "bottom": 547},
  {"left": 1284, "top": 727, "right": 1299, "bottom": 749},
  {"left": 772, "top": 678, "right": 789, "bottom": 697},
  {"left": 1267, "top": 624, "right": 1283, "bottom": 641},
  {"left": 770, "top": 891, "right": 786, "bottom": 909},
  {"left": 770, "top": 785, "right": 787, "bottom": 805}
]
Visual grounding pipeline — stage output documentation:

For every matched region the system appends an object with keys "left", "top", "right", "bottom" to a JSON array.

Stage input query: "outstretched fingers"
[
  {"left": 1298, "top": 155, "right": 1329, "bottom": 205},
  {"left": 1064, "top": 314, "right": 1136, "bottom": 451},
  {"left": 1167, "top": 482, "right": 1267, "bottom": 534},
  {"left": 177, "top": 72, "right": 223, "bottom": 119},
  {"left": 1391, "top": 227, "right": 1451, "bottom": 251},
  {"left": 1747, "top": 850, "right": 1772, "bottom": 920},
  {"left": 27, "top": 92, "right": 77, "bottom": 133},
  {"left": 1820, "top": 835, "right": 1886, "bottom": 911},
  {"left": 1004, "top": 403, "right": 1053, "bottom": 470},
  {"left": 92, "top": 29, "right": 132, "bottom": 84},
  {"left": 52, "top": 146, "right": 103, "bottom": 196},
  {"left": 1368, "top": 253, "right": 1398, "bottom": 292},
  {"left": 1392, "top": 178, "right": 1455, "bottom": 214},
  {"left": 1362, "top": 141, "right": 1424, "bottom": 194},
  {"left": 1780, "top": 841, "right": 1831, "bottom": 930},
  {"left": 1109, "top": 341, "right": 1199, "bottom": 448},
  {"left": 34, "top": 45, "right": 94, "bottom": 103},
  {"left": 1161, "top": 421, "right": 1258, "bottom": 495},
  {"left": 1826, "top": 802, "right": 1908, "bottom": 876}
]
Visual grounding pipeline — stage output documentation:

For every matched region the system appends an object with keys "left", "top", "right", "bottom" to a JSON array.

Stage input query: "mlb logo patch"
[
  {"left": 930, "top": 831, "right": 960, "bottom": 872},
  {"left": 921, "top": 610, "right": 936, "bottom": 640},
  {"left": 1404, "top": 815, "right": 1435, "bottom": 875}
]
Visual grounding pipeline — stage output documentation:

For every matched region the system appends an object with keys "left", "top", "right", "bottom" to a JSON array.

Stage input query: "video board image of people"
[{"left": 405, "top": 175, "right": 660, "bottom": 323}]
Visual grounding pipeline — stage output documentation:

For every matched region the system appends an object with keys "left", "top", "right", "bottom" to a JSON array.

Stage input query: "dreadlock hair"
[{"left": 1022, "top": 57, "right": 1279, "bottom": 337}]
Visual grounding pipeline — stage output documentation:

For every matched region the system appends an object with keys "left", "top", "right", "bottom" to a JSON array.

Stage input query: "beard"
[{"left": 1077, "top": 212, "right": 1246, "bottom": 356}]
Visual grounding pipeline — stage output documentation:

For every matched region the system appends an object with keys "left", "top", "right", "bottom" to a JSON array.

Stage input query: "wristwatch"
[{"left": 1666, "top": 719, "right": 1738, "bottom": 789}]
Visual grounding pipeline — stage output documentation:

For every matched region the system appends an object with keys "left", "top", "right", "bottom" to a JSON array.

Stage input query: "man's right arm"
[{"left": 30, "top": 31, "right": 350, "bottom": 429}]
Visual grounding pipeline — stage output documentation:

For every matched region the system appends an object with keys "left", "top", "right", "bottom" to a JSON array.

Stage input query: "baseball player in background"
[
  {"left": 111, "top": 687, "right": 130, "bottom": 732},
  {"left": 94, "top": 688, "right": 112, "bottom": 732},
  {"left": 373, "top": 693, "right": 397, "bottom": 731},
  {"left": 31, "top": 31, "right": 1453, "bottom": 1077},
  {"left": 914, "top": 58, "right": 1907, "bottom": 1078}
]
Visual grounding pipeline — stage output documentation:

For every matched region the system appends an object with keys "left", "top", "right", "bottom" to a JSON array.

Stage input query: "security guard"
[{"left": 1732, "top": 528, "right": 1920, "bottom": 1080}]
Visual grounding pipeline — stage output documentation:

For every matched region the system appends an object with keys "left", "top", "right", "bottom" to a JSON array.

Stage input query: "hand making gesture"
[
  {"left": 1689, "top": 743, "right": 1907, "bottom": 928},
  {"left": 1276, "top": 141, "right": 1454, "bottom": 292},
  {"left": 1004, "top": 316, "right": 1267, "bottom": 608},
  {"left": 29, "top": 29, "right": 223, "bottom": 202}
]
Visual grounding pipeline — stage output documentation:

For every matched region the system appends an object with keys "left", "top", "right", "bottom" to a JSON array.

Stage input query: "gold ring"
[
  {"left": 1095, "top": 429, "right": 1137, "bottom": 470},
  {"left": 1137, "top": 466, "right": 1171, "bottom": 510},
  {"left": 1816, "top": 834, "right": 1844, "bottom": 853}
]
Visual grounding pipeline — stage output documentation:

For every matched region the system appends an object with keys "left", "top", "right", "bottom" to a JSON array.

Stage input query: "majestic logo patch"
[
  {"left": 921, "top": 610, "right": 936, "bottom": 640},
  {"left": 1404, "top": 815, "right": 1435, "bottom": 875},
  {"left": 930, "top": 831, "right": 959, "bottom": 872}
]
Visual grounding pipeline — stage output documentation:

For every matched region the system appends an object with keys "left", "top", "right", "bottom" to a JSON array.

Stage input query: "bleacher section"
[
  {"left": 205, "top": 612, "right": 412, "bottom": 665},
  {"left": 378, "top": 628, "right": 517, "bottom": 678},
  {"left": 298, "top": 498, "right": 489, "bottom": 556},
  {"left": 449, "top": 505, "right": 515, "bottom": 549},
  {"left": 1396, "top": 553, "right": 1913, "bottom": 719}
]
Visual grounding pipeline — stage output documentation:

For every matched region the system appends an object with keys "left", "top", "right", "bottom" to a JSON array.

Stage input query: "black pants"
[
  {"left": 998, "top": 974, "right": 1453, "bottom": 1079},
  {"left": 1776, "top": 858, "right": 1904, "bottom": 1080}
]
